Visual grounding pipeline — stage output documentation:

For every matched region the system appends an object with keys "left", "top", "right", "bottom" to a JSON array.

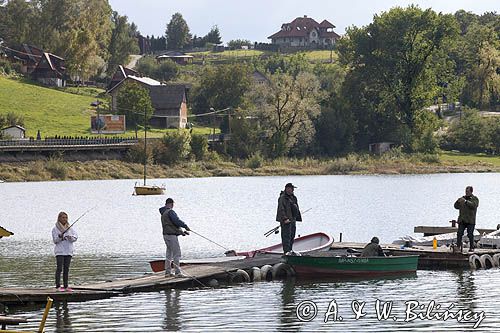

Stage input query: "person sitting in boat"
[
  {"left": 360, "top": 237, "right": 386, "bottom": 257},
  {"left": 161, "top": 198, "right": 191, "bottom": 277}
]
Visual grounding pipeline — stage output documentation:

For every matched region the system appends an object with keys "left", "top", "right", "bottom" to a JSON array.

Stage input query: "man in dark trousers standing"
[
  {"left": 276, "top": 183, "right": 302, "bottom": 254},
  {"left": 454, "top": 186, "right": 479, "bottom": 252}
]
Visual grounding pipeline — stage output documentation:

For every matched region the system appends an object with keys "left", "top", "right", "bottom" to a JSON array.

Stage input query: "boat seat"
[{"left": 0, "top": 297, "right": 53, "bottom": 333}]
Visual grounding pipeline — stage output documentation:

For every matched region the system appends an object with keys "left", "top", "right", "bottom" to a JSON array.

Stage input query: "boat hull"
[
  {"left": 235, "top": 232, "right": 333, "bottom": 257},
  {"left": 134, "top": 185, "right": 165, "bottom": 195},
  {"left": 285, "top": 254, "right": 419, "bottom": 278}
]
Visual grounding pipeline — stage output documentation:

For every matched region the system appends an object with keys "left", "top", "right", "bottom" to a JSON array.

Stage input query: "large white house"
[{"left": 268, "top": 15, "right": 340, "bottom": 48}]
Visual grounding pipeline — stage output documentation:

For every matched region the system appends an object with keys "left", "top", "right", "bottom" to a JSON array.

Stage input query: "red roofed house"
[{"left": 268, "top": 15, "right": 340, "bottom": 49}]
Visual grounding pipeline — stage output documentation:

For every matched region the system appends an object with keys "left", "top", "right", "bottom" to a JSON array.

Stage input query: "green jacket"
[
  {"left": 360, "top": 243, "right": 385, "bottom": 257},
  {"left": 276, "top": 191, "right": 302, "bottom": 223},
  {"left": 454, "top": 195, "right": 479, "bottom": 225}
]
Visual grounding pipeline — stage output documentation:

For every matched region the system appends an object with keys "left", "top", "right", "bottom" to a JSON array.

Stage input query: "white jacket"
[{"left": 52, "top": 226, "right": 78, "bottom": 256}]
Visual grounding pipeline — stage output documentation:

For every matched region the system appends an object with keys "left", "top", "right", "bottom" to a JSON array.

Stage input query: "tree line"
[{"left": 0, "top": 0, "right": 139, "bottom": 79}]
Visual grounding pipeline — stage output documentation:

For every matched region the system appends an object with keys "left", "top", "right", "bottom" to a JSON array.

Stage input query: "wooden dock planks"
[{"left": 0, "top": 254, "right": 282, "bottom": 305}]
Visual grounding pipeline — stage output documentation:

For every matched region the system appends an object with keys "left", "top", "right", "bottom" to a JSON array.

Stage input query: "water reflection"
[
  {"left": 162, "top": 289, "right": 181, "bottom": 331},
  {"left": 453, "top": 269, "right": 477, "bottom": 309},
  {"left": 278, "top": 278, "right": 298, "bottom": 331},
  {"left": 54, "top": 301, "right": 74, "bottom": 333}
]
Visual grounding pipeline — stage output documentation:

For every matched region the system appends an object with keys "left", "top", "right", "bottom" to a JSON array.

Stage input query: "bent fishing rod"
[
  {"left": 264, "top": 207, "right": 313, "bottom": 237},
  {"left": 189, "top": 229, "right": 231, "bottom": 252},
  {"left": 61, "top": 205, "right": 97, "bottom": 235}
]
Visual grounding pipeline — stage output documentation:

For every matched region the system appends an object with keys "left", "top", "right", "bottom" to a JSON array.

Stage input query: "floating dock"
[
  {"left": 0, "top": 254, "right": 281, "bottom": 305},
  {"left": 414, "top": 225, "right": 495, "bottom": 237}
]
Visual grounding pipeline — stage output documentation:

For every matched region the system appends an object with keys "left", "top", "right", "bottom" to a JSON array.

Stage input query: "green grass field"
[
  {"left": 0, "top": 76, "right": 96, "bottom": 137},
  {"left": 0, "top": 76, "right": 214, "bottom": 138},
  {"left": 440, "top": 151, "right": 500, "bottom": 167}
]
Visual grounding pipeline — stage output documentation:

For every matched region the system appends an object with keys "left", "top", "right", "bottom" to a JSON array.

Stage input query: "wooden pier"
[
  {"left": 0, "top": 254, "right": 281, "bottom": 305},
  {"left": 414, "top": 225, "right": 495, "bottom": 237}
]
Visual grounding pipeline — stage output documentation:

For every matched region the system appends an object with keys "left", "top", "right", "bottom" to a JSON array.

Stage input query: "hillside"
[{"left": 0, "top": 76, "right": 96, "bottom": 138}]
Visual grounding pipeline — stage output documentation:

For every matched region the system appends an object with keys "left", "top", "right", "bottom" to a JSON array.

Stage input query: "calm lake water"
[{"left": 1, "top": 174, "right": 499, "bottom": 332}]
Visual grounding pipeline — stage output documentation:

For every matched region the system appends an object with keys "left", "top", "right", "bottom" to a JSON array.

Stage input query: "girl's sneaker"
[
  {"left": 65, "top": 287, "right": 73, "bottom": 292},
  {"left": 58, "top": 287, "right": 65, "bottom": 292}
]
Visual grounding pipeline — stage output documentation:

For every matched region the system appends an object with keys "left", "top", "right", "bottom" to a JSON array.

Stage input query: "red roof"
[{"left": 268, "top": 16, "right": 339, "bottom": 39}]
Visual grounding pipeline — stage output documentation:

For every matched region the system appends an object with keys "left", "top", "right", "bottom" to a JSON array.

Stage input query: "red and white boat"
[{"left": 149, "top": 232, "right": 333, "bottom": 272}]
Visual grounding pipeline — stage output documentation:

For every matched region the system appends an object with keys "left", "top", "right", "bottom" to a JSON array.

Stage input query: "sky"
[{"left": 107, "top": 0, "right": 498, "bottom": 43}]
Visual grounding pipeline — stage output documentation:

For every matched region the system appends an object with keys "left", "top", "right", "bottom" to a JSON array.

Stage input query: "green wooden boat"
[{"left": 284, "top": 253, "right": 419, "bottom": 278}]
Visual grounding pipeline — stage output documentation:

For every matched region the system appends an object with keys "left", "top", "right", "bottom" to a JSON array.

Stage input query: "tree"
[
  {"left": 251, "top": 71, "right": 324, "bottom": 157},
  {"left": 135, "top": 56, "right": 178, "bottom": 82},
  {"left": 337, "top": 6, "right": 458, "bottom": 149},
  {"left": 165, "top": 12, "right": 191, "bottom": 50},
  {"left": 204, "top": 25, "right": 222, "bottom": 44},
  {"left": 227, "top": 39, "right": 252, "bottom": 49},
  {"left": 107, "top": 11, "right": 140, "bottom": 75},
  {"left": 0, "top": 0, "right": 37, "bottom": 45},
  {"left": 116, "top": 81, "right": 153, "bottom": 136},
  {"left": 191, "top": 63, "right": 251, "bottom": 116}
]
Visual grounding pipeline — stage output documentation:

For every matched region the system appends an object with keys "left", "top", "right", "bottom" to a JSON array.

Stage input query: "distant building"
[
  {"left": 31, "top": 52, "right": 66, "bottom": 87},
  {"left": 107, "top": 65, "right": 139, "bottom": 91},
  {"left": 369, "top": 142, "right": 396, "bottom": 154},
  {"left": 107, "top": 75, "right": 189, "bottom": 129},
  {"left": 1, "top": 125, "right": 26, "bottom": 139},
  {"left": 1, "top": 44, "right": 66, "bottom": 87},
  {"left": 268, "top": 15, "right": 340, "bottom": 49},
  {"left": 251, "top": 70, "right": 269, "bottom": 85},
  {"left": 156, "top": 51, "right": 193, "bottom": 65}
]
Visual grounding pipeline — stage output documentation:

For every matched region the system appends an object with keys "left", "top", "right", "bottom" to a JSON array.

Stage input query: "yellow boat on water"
[
  {"left": 0, "top": 226, "right": 13, "bottom": 238},
  {"left": 134, "top": 184, "right": 165, "bottom": 195}
]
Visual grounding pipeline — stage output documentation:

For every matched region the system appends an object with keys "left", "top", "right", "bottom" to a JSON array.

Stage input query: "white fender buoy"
[
  {"left": 251, "top": 267, "right": 261, "bottom": 282},
  {"left": 260, "top": 265, "right": 273, "bottom": 281},
  {"left": 207, "top": 279, "right": 219, "bottom": 287},
  {"left": 229, "top": 269, "right": 250, "bottom": 283},
  {"left": 469, "top": 254, "right": 481, "bottom": 270},
  {"left": 492, "top": 253, "right": 500, "bottom": 267},
  {"left": 271, "top": 263, "right": 296, "bottom": 280},
  {"left": 479, "top": 254, "right": 494, "bottom": 269}
]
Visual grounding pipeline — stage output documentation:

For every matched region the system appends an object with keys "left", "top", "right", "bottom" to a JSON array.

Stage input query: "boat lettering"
[{"left": 337, "top": 258, "right": 369, "bottom": 264}]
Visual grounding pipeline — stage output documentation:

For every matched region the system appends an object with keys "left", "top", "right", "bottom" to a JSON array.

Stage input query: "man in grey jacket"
[{"left": 161, "top": 198, "right": 190, "bottom": 277}]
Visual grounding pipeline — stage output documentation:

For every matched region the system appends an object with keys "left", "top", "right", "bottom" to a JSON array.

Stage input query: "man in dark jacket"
[
  {"left": 361, "top": 237, "right": 386, "bottom": 257},
  {"left": 161, "top": 198, "right": 190, "bottom": 277},
  {"left": 276, "top": 183, "right": 302, "bottom": 254},
  {"left": 454, "top": 186, "right": 479, "bottom": 252}
]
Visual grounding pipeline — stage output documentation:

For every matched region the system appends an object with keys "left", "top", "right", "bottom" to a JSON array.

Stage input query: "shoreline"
[{"left": 0, "top": 154, "right": 498, "bottom": 182}]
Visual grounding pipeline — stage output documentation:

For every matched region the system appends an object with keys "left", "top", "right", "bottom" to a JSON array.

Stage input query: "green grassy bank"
[{"left": 0, "top": 152, "right": 498, "bottom": 183}]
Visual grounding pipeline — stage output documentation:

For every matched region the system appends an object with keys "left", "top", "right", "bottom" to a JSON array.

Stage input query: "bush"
[
  {"left": 325, "top": 154, "right": 363, "bottom": 173},
  {"left": 45, "top": 156, "right": 68, "bottom": 179},
  {"left": 245, "top": 151, "right": 264, "bottom": 169},
  {"left": 190, "top": 134, "right": 208, "bottom": 161},
  {"left": 156, "top": 131, "right": 191, "bottom": 165},
  {"left": 125, "top": 140, "right": 153, "bottom": 164}
]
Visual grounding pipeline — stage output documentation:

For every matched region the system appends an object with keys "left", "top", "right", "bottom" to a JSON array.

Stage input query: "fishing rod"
[
  {"left": 190, "top": 229, "right": 231, "bottom": 252},
  {"left": 61, "top": 205, "right": 97, "bottom": 235},
  {"left": 264, "top": 207, "right": 313, "bottom": 237}
]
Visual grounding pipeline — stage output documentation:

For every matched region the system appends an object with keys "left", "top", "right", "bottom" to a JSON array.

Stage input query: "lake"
[{"left": 1, "top": 174, "right": 499, "bottom": 332}]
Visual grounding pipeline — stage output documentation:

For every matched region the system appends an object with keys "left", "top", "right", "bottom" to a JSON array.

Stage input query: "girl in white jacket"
[{"left": 52, "top": 212, "right": 78, "bottom": 291}]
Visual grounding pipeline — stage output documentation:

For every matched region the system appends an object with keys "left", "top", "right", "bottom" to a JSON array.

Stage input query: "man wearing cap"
[
  {"left": 360, "top": 237, "right": 386, "bottom": 257},
  {"left": 454, "top": 186, "right": 479, "bottom": 252},
  {"left": 276, "top": 183, "right": 302, "bottom": 254},
  {"left": 160, "top": 198, "right": 191, "bottom": 277}
]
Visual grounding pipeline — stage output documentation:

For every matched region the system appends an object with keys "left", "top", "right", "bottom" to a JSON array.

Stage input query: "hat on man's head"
[
  {"left": 285, "top": 183, "right": 297, "bottom": 189},
  {"left": 371, "top": 237, "right": 380, "bottom": 244},
  {"left": 165, "top": 198, "right": 174, "bottom": 204}
]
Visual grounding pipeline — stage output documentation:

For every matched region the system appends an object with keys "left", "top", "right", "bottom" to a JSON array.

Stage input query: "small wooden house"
[
  {"left": 369, "top": 142, "right": 396, "bottom": 154},
  {"left": 107, "top": 76, "right": 189, "bottom": 129},
  {"left": 31, "top": 52, "right": 66, "bottom": 87},
  {"left": 1, "top": 125, "right": 26, "bottom": 139},
  {"left": 156, "top": 51, "right": 193, "bottom": 65}
]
